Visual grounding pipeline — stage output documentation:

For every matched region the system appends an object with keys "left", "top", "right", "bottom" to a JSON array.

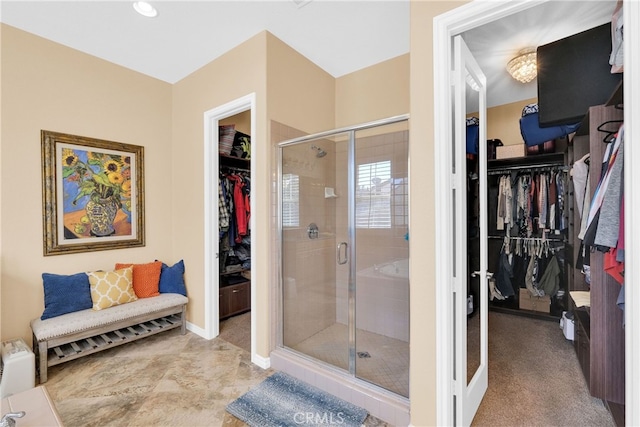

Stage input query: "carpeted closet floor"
[{"left": 471, "top": 311, "right": 615, "bottom": 426}]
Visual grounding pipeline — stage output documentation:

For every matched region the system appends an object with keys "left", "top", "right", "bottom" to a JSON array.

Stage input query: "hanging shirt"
[
  {"left": 583, "top": 125, "right": 623, "bottom": 246},
  {"left": 497, "top": 175, "right": 513, "bottom": 230},
  {"left": 556, "top": 171, "right": 567, "bottom": 230},
  {"left": 538, "top": 255, "right": 561, "bottom": 297},
  {"left": 228, "top": 174, "right": 249, "bottom": 241},
  {"left": 537, "top": 173, "right": 548, "bottom": 229},
  {"left": 218, "top": 177, "right": 230, "bottom": 231},
  {"left": 586, "top": 127, "right": 622, "bottom": 225},
  {"left": 594, "top": 135, "right": 624, "bottom": 249},
  {"left": 572, "top": 154, "right": 590, "bottom": 219},
  {"left": 548, "top": 172, "right": 557, "bottom": 230}
]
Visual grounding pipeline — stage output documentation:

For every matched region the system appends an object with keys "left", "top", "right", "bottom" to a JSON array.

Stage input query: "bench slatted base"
[
  {"left": 32, "top": 295, "right": 187, "bottom": 383},
  {"left": 46, "top": 313, "right": 183, "bottom": 368}
]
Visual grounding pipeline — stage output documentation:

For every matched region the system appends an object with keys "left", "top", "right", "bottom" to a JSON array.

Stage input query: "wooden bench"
[{"left": 30, "top": 293, "right": 187, "bottom": 383}]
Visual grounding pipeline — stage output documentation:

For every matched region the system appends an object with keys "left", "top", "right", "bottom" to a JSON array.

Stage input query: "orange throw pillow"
[{"left": 115, "top": 261, "right": 162, "bottom": 298}]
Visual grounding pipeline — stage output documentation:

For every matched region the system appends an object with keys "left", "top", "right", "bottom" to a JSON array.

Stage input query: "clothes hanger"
[{"left": 597, "top": 120, "right": 623, "bottom": 143}]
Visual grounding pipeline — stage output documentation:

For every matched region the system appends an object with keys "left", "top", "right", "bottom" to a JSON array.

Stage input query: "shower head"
[{"left": 311, "top": 145, "right": 327, "bottom": 158}]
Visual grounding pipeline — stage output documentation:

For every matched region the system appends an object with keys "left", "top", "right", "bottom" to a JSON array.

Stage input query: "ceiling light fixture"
[
  {"left": 292, "top": 0, "right": 313, "bottom": 8},
  {"left": 506, "top": 47, "right": 537, "bottom": 84},
  {"left": 133, "top": 1, "right": 158, "bottom": 18}
]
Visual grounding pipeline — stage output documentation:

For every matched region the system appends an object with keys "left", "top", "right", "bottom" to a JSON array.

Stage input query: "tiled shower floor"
[{"left": 291, "top": 323, "right": 409, "bottom": 397}]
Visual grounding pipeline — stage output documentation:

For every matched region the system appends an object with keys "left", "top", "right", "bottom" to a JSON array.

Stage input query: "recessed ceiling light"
[{"left": 133, "top": 1, "right": 158, "bottom": 18}]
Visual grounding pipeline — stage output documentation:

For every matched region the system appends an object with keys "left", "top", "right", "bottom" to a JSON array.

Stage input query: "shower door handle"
[{"left": 337, "top": 242, "right": 348, "bottom": 265}]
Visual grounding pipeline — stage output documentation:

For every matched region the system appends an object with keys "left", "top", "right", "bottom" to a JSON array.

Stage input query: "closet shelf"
[
  {"left": 487, "top": 152, "right": 565, "bottom": 170},
  {"left": 220, "top": 153, "right": 250, "bottom": 162},
  {"left": 220, "top": 267, "right": 250, "bottom": 276}
]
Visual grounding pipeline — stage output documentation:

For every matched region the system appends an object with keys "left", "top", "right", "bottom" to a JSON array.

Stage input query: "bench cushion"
[{"left": 31, "top": 293, "right": 187, "bottom": 341}]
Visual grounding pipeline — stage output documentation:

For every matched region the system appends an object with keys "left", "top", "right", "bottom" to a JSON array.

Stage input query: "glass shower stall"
[{"left": 278, "top": 116, "right": 409, "bottom": 398}]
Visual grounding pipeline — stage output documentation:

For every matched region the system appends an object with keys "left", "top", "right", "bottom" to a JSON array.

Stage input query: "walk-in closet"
[
  {"left": 463, "top": 2, "right": 625, "bottom": 425},
  {"left": 217, "top": 111, "right": 252, "bottom": 349}
]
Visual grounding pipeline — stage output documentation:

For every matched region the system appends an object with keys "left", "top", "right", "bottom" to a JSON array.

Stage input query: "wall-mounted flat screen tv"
[{"left": 537, "top": 23, "right": 622, "bottom": 127}]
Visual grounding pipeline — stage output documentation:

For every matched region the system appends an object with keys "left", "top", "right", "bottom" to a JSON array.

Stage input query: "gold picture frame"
[{"left": 42, "top": 130, "right": 145, "bottom": 255}]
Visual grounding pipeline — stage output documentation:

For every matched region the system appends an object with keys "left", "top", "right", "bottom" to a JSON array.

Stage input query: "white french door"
[{"left": 453, "top": 34, "right": 489, "bottom": 426}]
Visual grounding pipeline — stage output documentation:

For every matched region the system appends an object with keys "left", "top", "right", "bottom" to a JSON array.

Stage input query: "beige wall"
[
  {"left": 0, "top": 24, "right": 173, "bottom": 343},
  {"left": 410, "top": 1, "right": 467, "bottom": 425},
  {"left": 220, "top": 110, "right": 251, "bottom": 136},
  {"left": 488, "top": 97, "right": 537, "bottom": 145},
  {"left": 171, "top": 31, "right": 269, "bottom": 352},
  {"left": 335, "top": 54, "right": 410, "bottom": 127},
  {"left": 266, "top": 33, "right": 336, "bottom": 135}
]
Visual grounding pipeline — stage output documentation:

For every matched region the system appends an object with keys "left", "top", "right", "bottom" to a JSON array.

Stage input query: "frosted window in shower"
[
  {"left": 356, "top": 161, "right": 391, "bottom": 228},
  {"left": 282, "top": 173, "right": 299, "bottom": 227}
]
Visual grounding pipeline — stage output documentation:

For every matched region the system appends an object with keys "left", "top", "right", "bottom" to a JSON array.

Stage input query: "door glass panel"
[
  {"left": 354, "top": 122, "right": 410, "bottom": 397},
  {"left": 454, "top": 34, "right": 488, "bottom": 425},
  {"left": 466, "top": 75, "right": 481, "bottom": 386},
  {"left": 281, "top": 133, "right": 350, "bottom": 371}
]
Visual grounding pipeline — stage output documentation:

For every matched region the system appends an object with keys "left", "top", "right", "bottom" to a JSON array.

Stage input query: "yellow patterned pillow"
[{"left": 87, "top": 267, "right": 138, "bottom": 310}]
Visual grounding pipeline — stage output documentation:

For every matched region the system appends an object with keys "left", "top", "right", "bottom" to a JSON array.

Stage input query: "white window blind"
[
  {"left": 356, "top": 161, "right": 392, "bottom": 228},
  {"left": 282, "top": 173, "right": 300, "bottom": 227}
]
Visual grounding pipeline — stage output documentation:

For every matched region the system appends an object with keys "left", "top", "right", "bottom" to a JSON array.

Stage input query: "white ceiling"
[
  {"left": 0, "top": 0, "right": 617, "bottom": 108},
  {"left": 462, "top": 0, "right": 616, "bottom": 109},
  {"left": 0, "top": 0, "right": 410, "bottom": 82}
]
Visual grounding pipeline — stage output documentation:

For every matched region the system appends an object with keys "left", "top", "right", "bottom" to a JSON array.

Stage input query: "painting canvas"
[{"left": 42, "top": 130, "right": 145, "bottom": 255}]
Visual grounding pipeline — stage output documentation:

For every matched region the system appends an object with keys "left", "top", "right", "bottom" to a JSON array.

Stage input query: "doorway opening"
[
  {"left": 203, "top": 93, "right": 257, "bottom": 364},
  {"left": 434, "top": 1, "right": 639, "bottom": 426}
]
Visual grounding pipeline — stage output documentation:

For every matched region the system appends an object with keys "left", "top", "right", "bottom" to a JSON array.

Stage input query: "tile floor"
[
  {"left": 292, "top": 323, "right": 409, "bottom": 397},
  {"left": 44, "top": 321, "right": 391, "bottom": 427}
]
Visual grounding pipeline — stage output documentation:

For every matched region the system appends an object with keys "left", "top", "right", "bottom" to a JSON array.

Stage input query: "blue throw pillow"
[
  {"left": 158, "top": 260, "right": 187, "bottom": 296},
  {"left": 41, "top": 272, "right": 93, "bottom": 320}
]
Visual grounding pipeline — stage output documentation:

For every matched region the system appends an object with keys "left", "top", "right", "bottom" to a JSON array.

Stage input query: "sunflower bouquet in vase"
[{"left": 62, "top": 148, "right": 132, "bottom": 237}]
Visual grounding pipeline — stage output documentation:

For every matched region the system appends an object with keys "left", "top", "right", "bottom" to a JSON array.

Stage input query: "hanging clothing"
[
  {"left": 537, "top": 173, "right": 548, "bottom": 229},
  {"left": 548, "top": 172, "right": 557, "bottom": 230},
  {"left": 609, "top": 0, "right": 624, "bottom": 73},
  {"left": 572, "top": 154, "right": 590, "bottom": 219},
  {"left": 577, "top": 168, "right": 592, "bottom": 240},
  {"left": 617, "top": 196, "right": 625, "bottom": 262},
  {"left": 604, "top": 248, "right": 624, "bottom": 284},
  {"left": 227, "top": 174, "right": 249, "bottom": 242},
  {"left": 537, "top": 255, "right": 561, "bottom": 297},
  {"left": 583, "top": 126, "right": 622, "bottom": 238},
  {"left": 495, "top": 250, "right": 516, "bottom": 298},
  {"left": 497, "top": 175, "right": 513, "bottom": 230},
  {"left": 583, "top": 125, "right": 624, "bottom": 248},
  {"left": 218, "top": 177, "right": 230, "bottom": 231},
  {"left": 594, "top": 134, "right": 624, "bottom": 249},
  {"left": 556, "top": 171, "right": 567, "bottom": 230}
]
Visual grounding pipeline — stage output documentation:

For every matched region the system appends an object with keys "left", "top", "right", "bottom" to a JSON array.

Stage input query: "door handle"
[
  {"left": 471, "top": 270, "right": 494, "bottom": 279},
  {"left": 337, "top": 242, "right": 348, "bottom": 265}
]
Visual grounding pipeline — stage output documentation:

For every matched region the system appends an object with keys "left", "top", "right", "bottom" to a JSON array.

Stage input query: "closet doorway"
[
  {"left": 204, "top": 94, "right": 257, "bottom": 362},
  {"left": 433, "top": 1, "right": 639, "bottom": 426}
]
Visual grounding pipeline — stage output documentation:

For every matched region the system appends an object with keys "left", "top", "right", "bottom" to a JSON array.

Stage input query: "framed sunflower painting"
[{"left": 41, "top": 130, "right": 145, "bottom": 255}]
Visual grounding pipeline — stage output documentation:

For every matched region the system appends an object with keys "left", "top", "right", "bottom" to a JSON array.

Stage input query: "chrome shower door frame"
[{"left": 277, "top": 114, "right": 409, "bottom": 380}]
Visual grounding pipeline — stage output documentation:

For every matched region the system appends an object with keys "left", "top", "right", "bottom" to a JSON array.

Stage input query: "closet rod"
[
  {"left": 487, "top": 163, "right": 567, "bottom": 176},
  {"left": 488, "top": 235, "right": 565, "bottom": 242},
  {"left": 220, "top": 165, "right": 250, "bottom": 173}
]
